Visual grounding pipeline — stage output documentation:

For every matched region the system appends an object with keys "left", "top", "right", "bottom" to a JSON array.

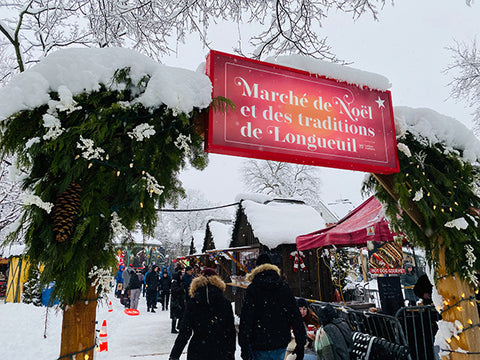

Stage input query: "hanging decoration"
[{"left": 290, "top": 251, "right": 307, "bottom": 272}]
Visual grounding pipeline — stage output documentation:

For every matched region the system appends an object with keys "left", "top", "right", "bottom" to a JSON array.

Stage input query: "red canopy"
[{"left": 296, "top": 196, "right": 394, "bottom": 250}]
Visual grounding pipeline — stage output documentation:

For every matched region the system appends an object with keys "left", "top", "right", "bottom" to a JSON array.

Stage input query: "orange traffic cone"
[
  {"left": 108, "top": 301, "right": 113, "bottom": 312},
  {"left": 97, "top": 320, "right": 108, "bottom": 352}
]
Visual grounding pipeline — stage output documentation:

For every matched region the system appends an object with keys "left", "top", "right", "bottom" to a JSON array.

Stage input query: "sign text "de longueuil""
[{"left": 205, "top": 50, "right": 399, "bottom": 174}]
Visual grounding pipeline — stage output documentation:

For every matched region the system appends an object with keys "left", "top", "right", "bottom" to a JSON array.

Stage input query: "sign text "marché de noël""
[{"left": 234, "top": 76, "right": 378, "bottom": 153}]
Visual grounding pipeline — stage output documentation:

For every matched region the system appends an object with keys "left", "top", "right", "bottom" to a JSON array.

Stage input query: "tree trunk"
[
  {"left": 437, "top": 245, "right": 480, "bottom": 360},
  {"left": 59, "top": 284, "right": 97, "bottom": 360}
]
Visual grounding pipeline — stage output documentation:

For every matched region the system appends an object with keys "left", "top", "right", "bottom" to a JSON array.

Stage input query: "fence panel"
[{"left": 395, "top": 306, "right": 440, "bottom": 360}]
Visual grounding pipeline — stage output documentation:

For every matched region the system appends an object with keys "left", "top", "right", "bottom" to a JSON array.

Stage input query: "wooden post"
[
  {"left": 374, "top": 173, "right": 480, "bottom": 359},
  {"left": 59, "top": 284, "right": 97, "bottom": 360},
  {"left": 437, "top": 244, "right": 480, "bottom": 360}
]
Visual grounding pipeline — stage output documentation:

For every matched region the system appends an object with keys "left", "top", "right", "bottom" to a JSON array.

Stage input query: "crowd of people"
[
  {"left": 111, "top": 256, "right": 450, "bottom": 360},
  {"left": 115, "top": 253, "right": 358, "bottom": 360}
]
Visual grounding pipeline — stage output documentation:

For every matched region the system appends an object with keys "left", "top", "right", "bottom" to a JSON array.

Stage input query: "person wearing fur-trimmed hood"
[
  {"left": 239, "top": 253, "right": 306, "bottom": 360},
  {"left": 169, "top": 268, "right": 236, "bottom": 360}
]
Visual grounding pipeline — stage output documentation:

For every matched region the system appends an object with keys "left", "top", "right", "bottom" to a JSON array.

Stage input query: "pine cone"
[{"left": 52, "top": 182, "right": 82, "bottom": 242}]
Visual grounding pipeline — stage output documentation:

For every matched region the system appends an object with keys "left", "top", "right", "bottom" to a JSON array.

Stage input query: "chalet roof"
[
  {"left": 240, "top": 198, "right": 325, "bottom": 249},
  {"left": 207, "top": 219, "right": 233, "bottom": 250},
  {"left": 192, "top": 230, "right": 205, "bottom": 253}
]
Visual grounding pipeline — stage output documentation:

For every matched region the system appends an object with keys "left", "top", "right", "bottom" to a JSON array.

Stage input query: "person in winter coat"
[
  {"left": 159, "top": 270, "right": 172, "bottom": 311},
  {"left": 126, "top": 268, "right": 142, "bottom": 310},
  {"left": 182, "top": 266, "right": 194, "bottom": 292},
  {"left": 401, "top": 262, "right": 419, "bottom": 306},
  {"left": 297, "top": 298, "right": 321, "bottom": 360},
  {"left": 169, "top": 268, "right": 236, "bottom": 360},
  {"left": 115, "top": 265, "right": 124, "bottom": 298},
  {"left": 239, "top": 253, "right": 306, "bottom": 360},
  {"left": 316, "top": 304, "right": 353, "bottom": 360},
  {"left": 122, "top": 264, "right": 133, "bottom": 289},
  {"left": 170, "top": 271, "right": 186, "bottom": 333},
  {"left": 145, "top": 265, "right": 160, "bottom": 312}
]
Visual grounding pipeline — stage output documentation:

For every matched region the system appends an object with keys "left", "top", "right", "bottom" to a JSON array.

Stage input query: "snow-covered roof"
[
  {"left": 192, "top": 230, "right": 205, "bottom": 252},
  {"left": 0, "top": 243, "right": 25, "bottom": 258},
  {"left": 235, "top": 193, "right": 273, "bottom": 203},
  {"left": 241, "top": 199, "right": 326, "bottom": 249},
  {"left": 0, "top": 47, "right": 212, "bottom": 121},
  {"left": 394, "top": 106, "right": 480, "bottom": 163},
  {"left": 208, "top": 221, "right": 232, "bottom": 249},
  {"left": 266, "top": 55, "right": 391, "bottom": 91}
]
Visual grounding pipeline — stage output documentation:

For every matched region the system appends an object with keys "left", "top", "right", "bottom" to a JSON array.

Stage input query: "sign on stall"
[{"left": 205, "top": 50, "right": 399, "bottom": 174}]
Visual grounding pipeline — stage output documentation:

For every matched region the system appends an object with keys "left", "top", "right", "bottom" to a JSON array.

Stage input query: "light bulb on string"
[
  {"left": 116, "top": 171, "right": 120, "bottom": 176},
  {"left": 88, "top": 163, "right": 93, "bottom": 169},
  {"left": 129, "top": 163, "right": 133, "bottom": 168}
]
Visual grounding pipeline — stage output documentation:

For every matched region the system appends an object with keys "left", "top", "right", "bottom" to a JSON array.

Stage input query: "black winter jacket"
[
  {"left": 126, "top": 270, "right": 142, "bottom": 290},
  {"left": 170, "top": 272, "right": 186, "bottom": 319},
  {"left": 170, "top": 275, "right": 236, "bottom": 360},
  {"left": 238, "top": 263, "right": 306, "bottom": 352},
  {"left": 159, "top": 274, "right": 172, "bottom": 292},
  {"left": 145, "top": 270, "right": 159, "bottom": 291}
]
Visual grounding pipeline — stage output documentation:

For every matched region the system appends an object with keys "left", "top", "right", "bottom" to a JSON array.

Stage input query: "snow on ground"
[{"left": 0, "top": 293, "right": 243, "bottom": 359}]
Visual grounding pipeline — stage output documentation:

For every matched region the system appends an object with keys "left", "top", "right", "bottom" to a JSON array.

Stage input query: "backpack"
[{"left": 315, "top": 326, "right": 335, "bottom": 360}]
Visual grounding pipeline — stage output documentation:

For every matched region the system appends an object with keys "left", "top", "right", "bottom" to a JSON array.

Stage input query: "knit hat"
[
  {"left": 185, "top": 266, "right": 193, "bottom": 272},
  {"left": 256, "top": 253, "right": 272, "bottom": 266},
  {"left": 296, "top": 297, "right": 308, "bottom": 308},
  {"left": 404, "top": 262, "right": 413, "bottom": 269},
  {"left": 200, "top": 268, "right": 218, "bottom": 277},
  {"left": 317, "top": 304, "right": 337, "bottom": 324}
]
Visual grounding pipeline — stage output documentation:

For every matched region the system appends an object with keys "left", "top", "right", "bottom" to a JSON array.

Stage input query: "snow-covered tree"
[
  {"left": 0, "top": 0, "right": 390, "bottom": 82},
  {"left": 22, "top": 266, "right": 42, "bottom": 306},
  {"left": 0, "top": 158, "right": 22, "bottom": 243},
  {"left": 446, "top": 39, "right": 480, "bottom": 133},
  {"left": 155, "top": 188, "right": 229, "bottom": 255},
  {"left": 241, "top": 159, "right": 323, "bottom": 204}
]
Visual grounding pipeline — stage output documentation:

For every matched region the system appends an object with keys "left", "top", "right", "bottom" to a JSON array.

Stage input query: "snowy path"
[{"left": 0, "top": 294, "right": 243, "bottom": 359}]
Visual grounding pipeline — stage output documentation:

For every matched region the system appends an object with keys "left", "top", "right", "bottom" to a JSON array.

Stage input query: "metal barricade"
[
  {"left": 308, "top": 300, "right": 412, "bottom": 360},
  {"left": 395, "top": 306, "right": 441, "bottom": 360}
]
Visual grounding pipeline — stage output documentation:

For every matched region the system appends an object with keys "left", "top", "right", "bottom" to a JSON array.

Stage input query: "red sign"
[{"left": 205, "top": 50, "right": 399, "bottom": 174}]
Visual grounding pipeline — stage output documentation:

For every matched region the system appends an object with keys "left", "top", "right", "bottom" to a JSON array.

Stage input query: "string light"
[
  {"left": 116, "top": 171, "right": 120, "bottom": 176},
  {"left": 88, "top": 163, "right": 93, "bottom": 169}
]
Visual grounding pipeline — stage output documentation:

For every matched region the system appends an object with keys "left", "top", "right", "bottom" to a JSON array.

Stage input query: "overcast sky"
[{"left": 163, "top": 0, "right": 479, "bottom": 214}]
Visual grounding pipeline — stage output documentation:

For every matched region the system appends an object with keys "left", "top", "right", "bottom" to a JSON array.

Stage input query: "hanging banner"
[
  {"left": 205, "top": 50, "right": 399, "bottom": 174},
  {"left": 368, "top": 240, "right": 404, "bottom": 274}
]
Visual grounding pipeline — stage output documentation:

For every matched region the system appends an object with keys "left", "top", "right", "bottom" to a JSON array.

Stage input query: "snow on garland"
[
  {"left": 42, "top": 114, "right": 64, "bottom": 140},
  {"left": 88, "top": 266, "right": 114, "bottom": 300},
  {"left": 20, "top": 194, "right": 54, "bottom": 213},
  {"left": 397, "top": 142, "right": 411, "bottom": 157},
  {"left": 444, "top": 217, "right": 469, "bottom": 230},
  {"left": 128, "top": 123, "right": 156, "bottom": 141},
  {"left": 143, "top": 172, "right": 164, "bottom": 197},
  {"left": 77, "top": 135, "right": 105, "bottom": 161},
  {"left": 412, "top": 188, "right": 423, "bottom": 201},
  {"left": 174, "top": 133, "right": 191, "bottom": 155}
]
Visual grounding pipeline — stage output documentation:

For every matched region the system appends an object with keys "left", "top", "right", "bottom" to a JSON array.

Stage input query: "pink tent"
[{"left": 296, "top": 196, "right": 394, "bottom": 250}]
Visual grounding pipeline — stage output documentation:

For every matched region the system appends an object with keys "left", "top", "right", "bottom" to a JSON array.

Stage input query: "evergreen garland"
[
  {"left": 363, "top": 131, "right": 480, "bottom": 284},
  {"left": 0, "top": 67, "right": 208, "bottom": 304}
]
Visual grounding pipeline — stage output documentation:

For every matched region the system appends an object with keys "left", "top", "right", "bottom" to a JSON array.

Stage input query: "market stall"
[{"left": 296, "top": 196, "right": 399, "bottom": 310}]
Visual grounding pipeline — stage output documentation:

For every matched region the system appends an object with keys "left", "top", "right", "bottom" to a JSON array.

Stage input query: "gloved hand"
[{"left": 292, "top": 344, "right": 304, "bottom": 360}]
